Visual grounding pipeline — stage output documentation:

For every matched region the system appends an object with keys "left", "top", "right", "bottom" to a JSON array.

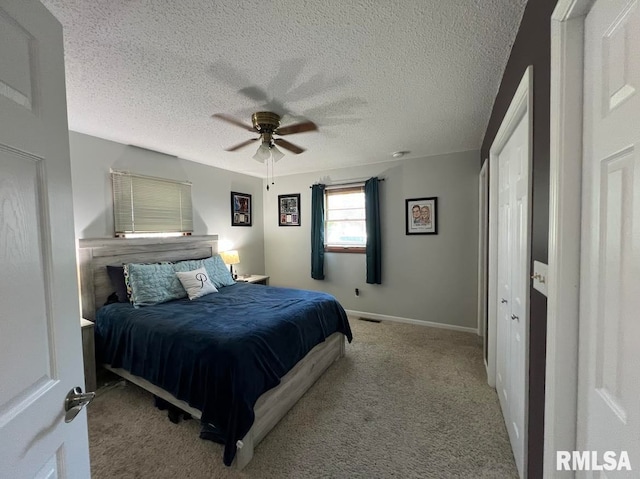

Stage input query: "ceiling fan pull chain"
[
  {"left": 271, "top": 157, "right": 275, "bottom": 187},
  {"left": 266, "top": 156, "right": 275, "bottom": 191}
]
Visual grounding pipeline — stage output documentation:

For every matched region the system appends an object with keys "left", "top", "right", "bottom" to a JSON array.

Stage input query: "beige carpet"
[{"left": 87, "top": 318, "right": 517, "bottom": 478}]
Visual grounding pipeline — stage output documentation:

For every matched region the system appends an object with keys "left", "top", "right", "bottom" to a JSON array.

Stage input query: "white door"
[
  {"left": 496, "top": 135, "right": 512, "bottom": 421},
  {"left": 507, "top": 113, "right": 529, "bottom": 478},
  {"left": 495, "top": 111, "right": 529, "bottom": 478},
  {"left": 578, "top": 0, "right": 640, "bottom": 474},
  {"left": 0, "top": 1, "right": 91, "bottom": 477}
]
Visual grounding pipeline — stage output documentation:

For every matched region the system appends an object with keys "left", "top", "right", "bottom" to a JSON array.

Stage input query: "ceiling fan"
[{"left": 212, "top": 112, "right": 317, "bottom": 162}]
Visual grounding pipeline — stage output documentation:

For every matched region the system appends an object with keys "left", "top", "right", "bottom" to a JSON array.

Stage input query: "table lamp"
[{"left": 220, "top": 250, "right": 240, "bottom": 279}]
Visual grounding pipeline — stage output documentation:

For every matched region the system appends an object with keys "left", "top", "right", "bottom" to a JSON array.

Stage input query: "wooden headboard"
[{"left": 77, "top": 235, "right": 218, "bottom": 320}]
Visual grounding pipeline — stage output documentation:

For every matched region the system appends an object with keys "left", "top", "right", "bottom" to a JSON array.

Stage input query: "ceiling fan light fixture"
[
  {"left": 270, "top": 144, "right": 285, "bottom": 162},
  {"left": 252, "top": 143, "right": 271, "bottom": 162}
]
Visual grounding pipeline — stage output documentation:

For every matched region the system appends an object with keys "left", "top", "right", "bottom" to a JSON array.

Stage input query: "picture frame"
[
  {"left": 231, "top": 191, "right": 252, "bottom": 226},
  {"left": 405, "top": 197, "right": 437, "bottom": 235},
  {"left": 278, "top": 193, "right": 301, "bottom": 226}
]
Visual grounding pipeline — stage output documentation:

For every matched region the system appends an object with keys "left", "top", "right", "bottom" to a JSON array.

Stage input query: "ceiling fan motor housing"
[
  {"left": 252, "top": 111, "right": 281, "bottom": 146},
  {"left": 251, "top": 112, "right": 281, "bottom": 133}
]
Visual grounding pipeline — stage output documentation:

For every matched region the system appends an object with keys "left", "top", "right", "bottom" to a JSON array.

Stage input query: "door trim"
[
  {"left": 478, "top": 161, "right": 488, "bottom": 364},
  {"left": 488, "top": 65, "right": 533, "bottom": 391},
  {"left": 545, "top": 1, "right": 593, "bottom": 476}
]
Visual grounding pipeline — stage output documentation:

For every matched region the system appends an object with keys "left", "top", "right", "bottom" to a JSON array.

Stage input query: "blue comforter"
[{"left": 94, "top": 282, "right": 352, "bottom": 465}]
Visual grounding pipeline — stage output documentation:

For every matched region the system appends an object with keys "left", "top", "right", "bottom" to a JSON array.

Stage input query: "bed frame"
[{"left": 77, "top": 235, "right": 346, "bottom": 469}]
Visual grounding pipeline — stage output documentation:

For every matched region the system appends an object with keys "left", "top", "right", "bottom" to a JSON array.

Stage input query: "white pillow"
[{"left": 176, "top": 267, "right": 218, "bottom": 300}]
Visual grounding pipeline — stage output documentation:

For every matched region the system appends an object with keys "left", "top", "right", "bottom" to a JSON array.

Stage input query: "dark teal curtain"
[
  {"left": 365, "top": 177, "right": 382, "bottom": 284},
  {"left": 311, "top": 184, "right": 325, "bottom": 280}
]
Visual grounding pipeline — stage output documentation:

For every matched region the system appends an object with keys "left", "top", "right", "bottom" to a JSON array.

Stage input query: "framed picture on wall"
[
  {"left": 405, "top": 197, "right": 437, "bottom": 235},
  {"left": 278, "top": 193, "right": 300, "bottom": 226},
  {"left": 231, "top": 191, "right": 252, "bottom": 226}
]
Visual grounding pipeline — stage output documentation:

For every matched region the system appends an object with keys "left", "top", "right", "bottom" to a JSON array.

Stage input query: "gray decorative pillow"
[{"left": 176, "top": 267, "right": 218, "bottom": 300}]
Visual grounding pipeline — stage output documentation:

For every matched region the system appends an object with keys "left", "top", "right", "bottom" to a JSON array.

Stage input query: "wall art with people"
[{"left": 405, "top": 197, "right": 437, "bottom": 235}]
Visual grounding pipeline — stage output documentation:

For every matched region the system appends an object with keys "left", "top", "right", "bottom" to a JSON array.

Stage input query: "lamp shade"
[{"left": 219, "top": 250, "right": 240, "bottom": 265}]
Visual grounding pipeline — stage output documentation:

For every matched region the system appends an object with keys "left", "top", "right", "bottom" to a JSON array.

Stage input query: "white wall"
[
  {"left": 263, "top": 150, "right": 480, "bottom": 330},
  {"left": 69, "top": 132, "right": 265, "bottom": 276},
  {"left": 69, "top": 133, "right": 478, "bottom": 328}
]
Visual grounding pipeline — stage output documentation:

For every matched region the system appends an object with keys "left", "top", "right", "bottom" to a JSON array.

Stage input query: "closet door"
[
  {"left": 490, "top": 67, "right": 531, "bottom": 479},
  {"left": 496, "top": 138, "right": 512, "bottom": 422},
  {"left": 495, "top": 111, "right": 529, "bottom": 478},
  {"left": 507, "top": 114, "right": 530, "bottom": 476}
]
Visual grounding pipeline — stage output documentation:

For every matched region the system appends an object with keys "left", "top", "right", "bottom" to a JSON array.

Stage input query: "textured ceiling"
[{"left": 41, "top": 0, "right": 526, "bottom": 178}]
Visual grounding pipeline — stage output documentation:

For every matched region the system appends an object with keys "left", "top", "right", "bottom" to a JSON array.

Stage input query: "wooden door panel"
[{"left": 0, "top": 149, "right": 53, "bottom": 405}]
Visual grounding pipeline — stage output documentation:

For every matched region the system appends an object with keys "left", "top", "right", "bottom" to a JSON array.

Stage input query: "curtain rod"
[{"left": 309, "top": 178, "right": 385, "bottom": 189}]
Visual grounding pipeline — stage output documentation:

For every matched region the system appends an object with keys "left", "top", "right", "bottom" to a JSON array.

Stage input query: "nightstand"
[
  {"left": 236, "top": 275, "right": 269, "bottom": 285},
  {"left": 81, "top": 318, "right": 97, "bottom": 392}
]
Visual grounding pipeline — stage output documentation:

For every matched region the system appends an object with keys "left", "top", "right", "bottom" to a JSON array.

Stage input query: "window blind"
[{"left": 111, "top": 171, "right": 193, "bottom": 235}]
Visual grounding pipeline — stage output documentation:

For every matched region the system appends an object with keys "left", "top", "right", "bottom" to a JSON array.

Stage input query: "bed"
[{"left": 78, "top": 235, "right": 352, "bottom": 469}]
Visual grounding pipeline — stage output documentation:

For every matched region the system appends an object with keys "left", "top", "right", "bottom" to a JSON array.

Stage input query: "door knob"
[
  {"left": 511, "top": 314, "right": 519, "bottom": 321},
  {"left": 501, "top": 298, "right": 508, "bottom": 304},
  {"left": 64, "top": 386, "right": 95, "bottom": 423}
]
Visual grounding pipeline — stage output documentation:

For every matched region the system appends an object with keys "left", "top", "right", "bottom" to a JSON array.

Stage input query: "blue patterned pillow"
[
  {"left": 127, "top": 262, "right": 187, "bottom": 307},
  {"left": 173, "top": 259, "right": 204, "bottom": 273},
  {"left": 203, "top": 255, "right": 235, "bottom": 288}
]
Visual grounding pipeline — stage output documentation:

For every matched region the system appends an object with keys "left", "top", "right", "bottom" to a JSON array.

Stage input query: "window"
[
  {"left": 324, "top": 186, "right": 366, "bottom": 253},
  {"left": 111, "top": 170, "right": 193, "bottom": 237}
]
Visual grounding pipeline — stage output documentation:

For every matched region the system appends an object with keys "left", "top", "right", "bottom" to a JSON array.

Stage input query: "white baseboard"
[{"left": 345, "top": 310, "right": 478, "bottom": 334}]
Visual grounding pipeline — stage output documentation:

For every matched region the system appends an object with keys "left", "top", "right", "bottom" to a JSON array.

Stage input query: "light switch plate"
[{"left": 533, "top": 261, "right": 548, "bottom": 296}]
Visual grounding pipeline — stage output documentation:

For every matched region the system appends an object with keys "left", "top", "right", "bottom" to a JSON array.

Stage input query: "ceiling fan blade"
[
  {"left": 238, "top": 86, "right": 270, "bottom": 103},
  {"left": 225, "top": 138, "right": 259, "bottom": 152},
  {"left": 212, "top": 113, "right": 255, "bottom": 132},
  {"left": 274, "top": 138, "right": 305, "bottom": 154},
  {"left": 275, "top": 121, "right": 318, "bottom": 136}
]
